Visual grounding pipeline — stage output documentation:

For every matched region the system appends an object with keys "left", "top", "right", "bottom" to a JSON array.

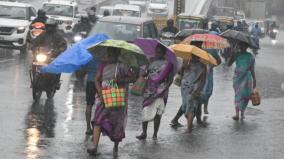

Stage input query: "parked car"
[
  {"left": 97, "top": 6, "right": 114, "bottom": 18},
  {"left": 147, "top": 0, "right": 169, "bottom": 17},
  {"left": 113, "top": 4, "right": 141, "bottom": 17},
  {"left": 0, "top": 1, "right": 37, "bottom": 54},
  {"left": 42, "top": 0, "right": 80, "bottom": 34},
  {"left": 89, "top": 16, "right": 159, "bottom": 41},
  {"left": 129, "top": 0, "right": 147, "bottom": 10}
]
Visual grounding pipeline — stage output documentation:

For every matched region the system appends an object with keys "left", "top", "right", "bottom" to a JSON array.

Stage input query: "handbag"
[
  {"left": 130, "top": 77, "right": 146, "bottom": 96},
  {"left": 101, "top": 64, "right": 126, "bottom": 108},
  {"left": 251, "top": 89, "right": 261, "bottom": 106}
]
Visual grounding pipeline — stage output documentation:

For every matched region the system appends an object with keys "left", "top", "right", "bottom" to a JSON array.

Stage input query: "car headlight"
[
  {"left": 273, "top": 29, "right": 278, "bottom": 33},
  {"left": 36, "top": 54, "right": 47, "bottom": 62},
  {"left": 17, "top": 26, "right": 26, "bottom": 34},
  {"left": 73, "top": 35, "right": 83, "bottom": 42}
]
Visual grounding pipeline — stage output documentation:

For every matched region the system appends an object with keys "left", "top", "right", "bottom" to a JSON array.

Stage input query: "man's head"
[
  {"left": 167, "top": 19, "right": 174, "bottom": 27},
  {"left": 190, "top": 41, "right": 203, "bottom": 49},
  {"left": 239, "top": 42, "right": 249, "bottom": 52},
  {"left": 155, "top": 43, "right": 167, "bottom": 59},
  {"left": 103, "top": 10, "right": 110, "bottom": 16},
  {"left": 255, "top": 23, "right": 259, "bottom": 28},
  {"left": 37, "top": 9, "right": 46, "bottom": 18}
]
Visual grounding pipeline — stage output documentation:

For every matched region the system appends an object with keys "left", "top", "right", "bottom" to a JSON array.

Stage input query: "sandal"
[{"left": 87, "top": 147, "right": 98, "bottom": 156}]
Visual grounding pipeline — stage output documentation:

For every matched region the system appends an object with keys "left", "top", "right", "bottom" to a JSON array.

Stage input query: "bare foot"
[
  {"left": 87, "top": 145, "right": 98, "bottom": 156},
  {"left": 136, "top": 133, "right": 147, "bottom": 140},
  {"left": 232, "top": 116, "right": 239, "bottom": 121},
  {"left": 152, "top": 134, "right": 157, "bottom": 140}
]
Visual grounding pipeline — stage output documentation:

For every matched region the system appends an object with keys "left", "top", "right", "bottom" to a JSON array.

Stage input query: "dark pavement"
[{"left": 1, "top": 0, "right": 284, "bottom": 158}]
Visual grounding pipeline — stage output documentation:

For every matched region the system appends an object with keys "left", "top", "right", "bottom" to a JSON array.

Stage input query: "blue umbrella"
[{"left": 41, "top": 33, "right": 110, "bottom": 74}]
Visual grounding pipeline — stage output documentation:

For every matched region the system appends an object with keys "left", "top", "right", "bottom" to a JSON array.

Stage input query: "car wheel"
[{"left": 20, "top": 43, "right": 29, "bottom": 54}]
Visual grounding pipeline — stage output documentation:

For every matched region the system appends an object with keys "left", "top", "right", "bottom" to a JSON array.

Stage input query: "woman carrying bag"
[{"left": 87, "top": 47, "right": 136, "bottom": 156}]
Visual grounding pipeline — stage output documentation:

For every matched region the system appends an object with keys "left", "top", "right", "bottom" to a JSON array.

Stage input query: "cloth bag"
[
  {"left": 130, "top": 77, "right": 146, "bottom": 96},
  {"left": 102, "top": 80, "right": 126, "bottom": 108},
  {"left": 101, "top": 64, "right": 126, "bottom": 108},
  {"left": 251, "top": 89, "right": 261, "bottom": 106}
]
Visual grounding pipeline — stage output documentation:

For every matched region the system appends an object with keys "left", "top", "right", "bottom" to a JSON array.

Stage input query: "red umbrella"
[{"left": 182, "top": 34, "right": 230, "bottom": 49}]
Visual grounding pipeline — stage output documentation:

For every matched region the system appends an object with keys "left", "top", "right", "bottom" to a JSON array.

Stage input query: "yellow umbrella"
[{"left": 169, "top": 44, "right": 217, "bottom": 66}]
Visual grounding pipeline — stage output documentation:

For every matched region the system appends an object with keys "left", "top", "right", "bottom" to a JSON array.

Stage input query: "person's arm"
[
  {"left": 250, "top": 61, "right": 257, "bottom": 89},
  {"left": 150, "top": 61, "right": 172, "bottom": 83},
  {"left": 95, "top": 64, "right": 104, "bottom": 102},
  {"left": 227, "top": 53, "right": 236, "bottom": 66}
]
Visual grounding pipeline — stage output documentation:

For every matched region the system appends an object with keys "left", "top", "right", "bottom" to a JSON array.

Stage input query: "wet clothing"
[
  {"left": 72, "top": 22, "right": 92, "bottom": 35},
  {"left": 160, "top": 26, "right": 179, "bottom": 35},
  {"left": 233, "top": 52, "right": 255, "bottom": 111},
  {"left": 92, "top": 63, "right": 129, "bottom": 142},
  {"left": 86, "top": 81, "right": 97, "bottom": 106},
  {"left": 200, "top": 50, "right": 220, "bottom": 103},
  {"left": 142, "top": 58, "right": 173, "bottom": 121},
  {"left": 85, "top": 59, "right": 100, "bottom": 106},
  {"left": 87, "top": 59, "right": 100, "bottom": 82},
  {"left": 181, "top": 62, "right": 206, "bottom": 115},
  {"left": 32, "top": 31, "right": 67, "bottom": 57}
]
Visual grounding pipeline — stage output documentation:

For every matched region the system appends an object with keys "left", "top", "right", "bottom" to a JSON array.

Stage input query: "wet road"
[
  {"left": 1, "top": 31, "right": 284, "bottom": 159},
  {"left": 1, "top": 1, "right": 284, "bottom": 159}
]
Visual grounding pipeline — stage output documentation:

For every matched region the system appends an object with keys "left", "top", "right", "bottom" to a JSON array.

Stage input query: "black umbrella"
[
  {"left": 175, "top": 29, "right": 209, "bottom": 41},
  {"left": 220, "top": 30, "right": 259, "bottom": 49}
]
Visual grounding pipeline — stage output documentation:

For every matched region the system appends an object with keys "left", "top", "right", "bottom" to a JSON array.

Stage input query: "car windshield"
[
  {"left": 43, "top": 4, "right": 73, "bottom": 17},
  {"left": 113, "top": 9, "right": 140, "bottom": 17},
  {"left": 151, "top": 0, "right": 167, "bottom": 3},
  {"left": 178, "top": 19, "right": 201, "bottom": 30},
  {"left": 90, "top": 21, "right": 141, "bottom": 41},
  {"left": 0, "top": 5, "right": 27, "bottom": 20}
]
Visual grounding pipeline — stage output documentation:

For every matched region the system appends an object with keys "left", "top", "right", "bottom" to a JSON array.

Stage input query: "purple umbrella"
[{"left": 133, "top": 38, "right": 178, "bottom": 74}]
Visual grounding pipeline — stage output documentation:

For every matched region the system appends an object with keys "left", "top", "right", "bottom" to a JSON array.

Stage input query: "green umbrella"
[{"left": 88, "top": 39, "right": 148, "bottom": 67}]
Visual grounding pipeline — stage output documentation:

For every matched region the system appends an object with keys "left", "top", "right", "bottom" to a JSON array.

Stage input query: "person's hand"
[
  {"left": 192, "top": 91, "right": 200, "bottom": 97},
  {"left": 253, "top": 79, "right": 256, "bottom": 89}
]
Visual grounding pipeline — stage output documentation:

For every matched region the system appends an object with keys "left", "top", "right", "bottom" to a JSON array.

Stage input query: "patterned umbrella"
[
  {"left": 175, "top": 29, "right": 209, "bottom": 41},
  {"left": 182, "top": 34, "right": 230, "bottom": 49},
  {"left": 88, "top": 39, "right": 148, "bottom": 67},
  {"left": 170, "top": 44, "right": 218, "bottom": 66}
]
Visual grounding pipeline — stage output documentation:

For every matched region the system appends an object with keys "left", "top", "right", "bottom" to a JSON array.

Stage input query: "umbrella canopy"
[
  {"left": 170, "top": 44, "right": 217, "bottom": 66},
  {"left": 88, "top": 39, "right": 148, "bottom": 67},
  {"left": 175, "top": 29, "right": 209, "bottom": 41},
  {"left": 41, "top": 34, "right": 110, "bottom": 74},
  {"left": 220, "top": 30, "right": 259, "bottom": 49},
  {"left": 183, "top": 34, "right": 230, "bottom": 49},
  {"left": 133, "top": 38, "right": 178, "bottom": 74}
]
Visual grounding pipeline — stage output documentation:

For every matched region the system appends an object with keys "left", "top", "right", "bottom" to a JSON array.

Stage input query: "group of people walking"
[{"left": 82, "top": 37, "right": 257, "bottom": 156}]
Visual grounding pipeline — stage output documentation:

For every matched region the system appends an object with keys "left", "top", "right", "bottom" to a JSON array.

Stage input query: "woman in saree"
[
  {"left": 181, "top": 54, "right": 207, "bottom": 132},
  {"left": 201, "top": 49, "right": 222, "bottom": 115},
  {"left": 87, "top": 47, "right": 136, "bottom": 156},
  {"left": 136, "top": 44, "right": 174, "bottom": 140},
  {"left": 228, "top": 42, "right": 256, "bottom": 120}
]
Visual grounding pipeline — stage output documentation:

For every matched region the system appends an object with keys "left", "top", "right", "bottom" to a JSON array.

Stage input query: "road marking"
[{"left": 0, "top": 59, "right": 15, "bottom": 63}]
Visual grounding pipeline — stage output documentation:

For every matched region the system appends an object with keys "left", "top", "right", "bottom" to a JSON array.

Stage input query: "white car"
[
  {"left": 147, "top": 0, "right": 168, "bottom": 16},
  {"left": 113, "top": 4, "right": 141, "bottom": 17},
  {"left": 129, "top": 0, "right": 147, "bottom": 9},
  {"left": 0, "top": 1, "right": 36, "bottom": 54},
  {"left": 42, "top": 0, "right": 80, "bottom": 34}
]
